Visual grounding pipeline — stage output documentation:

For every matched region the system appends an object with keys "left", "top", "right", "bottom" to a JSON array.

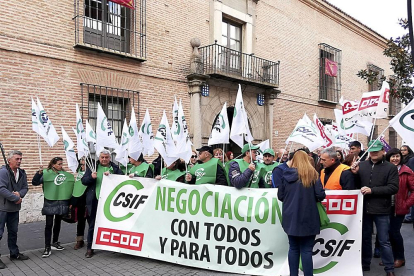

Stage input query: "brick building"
[{"left": 0, "top": 0, "right": 400, "bottom": 221}]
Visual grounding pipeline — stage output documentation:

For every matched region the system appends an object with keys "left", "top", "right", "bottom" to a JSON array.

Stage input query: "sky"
[{"left": 326, "top": 0, "right": 409, "bottom": 39}]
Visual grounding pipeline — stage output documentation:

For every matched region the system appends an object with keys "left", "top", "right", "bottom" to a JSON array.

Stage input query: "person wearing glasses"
[
  {"left": 227, "top": 144, "right": 265, "bottom": 189},
  {"left": 32, "top": 157, "right": 75, "bottom": 258},
  {"left": 188, "top": 151, "right": 198, "bottom": 168},
  {"left": 213, "top": 148, "right": 229, "bottom": 164},
  {"left": 185, "top": 146, "right": 227, "bottom": 185}
]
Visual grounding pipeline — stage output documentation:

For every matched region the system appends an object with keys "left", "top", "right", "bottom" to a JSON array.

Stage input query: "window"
[
  {"left": 389, "top": 95, "right": 402, "bottom": 116},
  {"left": 389, "top": 128, "right": 398, "bottom": 148},
  {"left": 367, "top": 64, "right": 384, "bottom": 91},
  {"left": 319, "top": 43, "right": 341, "bottom": 103},
  {"left": 220, "top": 20, "right": 242, "bottom": 73},
  {"left": 74, "top": 0, "right": 147, "bottom": 59},
  {"left": 80, "top": 83, "right": 140, "bottom": 149}
]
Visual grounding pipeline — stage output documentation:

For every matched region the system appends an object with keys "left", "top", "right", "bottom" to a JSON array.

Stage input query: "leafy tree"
[{"left": 357, "top": 19, "right": 413, "bottom": 104}]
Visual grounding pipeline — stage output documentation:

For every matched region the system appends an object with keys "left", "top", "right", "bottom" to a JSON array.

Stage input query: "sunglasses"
[{"left": 191, "top": 155, "right": 197, "bottom": 158}]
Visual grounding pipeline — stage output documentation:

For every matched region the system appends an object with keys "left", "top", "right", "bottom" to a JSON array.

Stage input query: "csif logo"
[
  {"left": 104, "top": 180, "right": 148, "bottom": 222},
  {"left": 54, "top": 173, "right": 67, "bottom": 186},
  {"left": 195, "top": 168, "right": 206, "bottom": 181}
]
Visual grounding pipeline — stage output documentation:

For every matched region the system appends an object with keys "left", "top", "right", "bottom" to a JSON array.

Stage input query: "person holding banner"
[
  {"left": 383, "top": 148, "right": 414, "bottom": 268},
  {"left": 227, "top": 144, "right": 265, "bottom": 189},
  {"left": 258, "top": 149, "right": 278, "bottom": 188},
  {"left": 0, "top": 150, "right": 29, "bottom": 269},
  {"left": 185, "top": 146, "right": 227, "bottom": 186},
  {"left": 70, "top": 158, "right": 87, "bottom": 250},
  {"left": 127, "top": 154, "right": 154, "bottom": 178},
  {"left": 155, "top": 159, "right": 186, "bottom": 182},
  {"left": 319, "top": 147, "right": 355, "bottom": 190},
  {"left": 351, "top": 140, "right": 399, "bottom": 275},
  {"left": 277, "top": 150, "right": 325, "bottom": 276},
  {"left": 81, "top": 150, "right": 123, "bottom": 258},
  {"left": 32, "top": 157, "right": 75, "bottom": 258}
]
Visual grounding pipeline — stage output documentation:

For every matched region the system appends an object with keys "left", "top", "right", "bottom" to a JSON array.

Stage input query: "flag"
[
  {"left": 313, "top": 114, "right": 333, "bottom": 148},
  {"left": 325, "top": 58, "right": 338, "bottom": 77},
  {"left": 85, "top": 120, "right": 97, "bottom": 144},
  {"left": 176, "top": 101, "right": 193, "bottom": 163},
  {"left": 75, "top": 104, "right": 89, "bottom": 159},
  {"left": 171, "top": 97, "right": 181, "bottom": 143},
  {"left": 96, "top": 103, "right": 118, "bottom": 154},
  {"left": 357, "top": 90, "right": 382, "bottom": 121},
  {"left": 334, "top": 109, "right": 372, "bottom": 136},
  {"left": 109, "top": 0, "right": 134, "bottom": 9},
  {"left": 208, "top": 102, "right": 230, "bottom": 145},
  {"left": 61, "top": 127, "right": 78, "bottom": 173},
  {"left": 379, "top": 135, "right": 391, "bottom": 152},
  {"left": 389, "top": 99, "right": 414, "bottom": 151},
  {"left": 115, "top": 119, "right": 130, "bottom": 168},
  {"left": 285, "top": 118, "right": 324, "bottom": 151},
  {"left": 374, "top": 81, "right": 390, "bottom": 119},
  {"left": 31, "top": 98, "right": 45, "bottom": 138},
  {"left": 128, "top": 107, "right": 143, "bottom": 160},
  {"left": 154, "top": 110, "right": 178, "bottom": 166},
  {"left": 140, "top": 109, "right": 154, "bottom": 156},
  {"left": 230, "top": 84, "right": 254, "bottom": 148},
  {"left": 37, "top": 98, "right": 60, "bottom": 147}
]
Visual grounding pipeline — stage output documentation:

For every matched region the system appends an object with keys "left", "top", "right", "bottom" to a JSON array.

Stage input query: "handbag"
[
  {"left": 62, "top": 206, "right": 78, "bottom": 224},
  {"left": 316, "top": 202, "right": 330, "bottom": 227}
]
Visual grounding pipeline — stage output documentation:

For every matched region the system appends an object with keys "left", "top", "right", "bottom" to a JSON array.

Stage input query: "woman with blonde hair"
[
  {"left": 278, "top": 150, "right": 326, "bottom": 276},
  {"left": 213, "top": 148, "right": 228, "bottom": 164}
]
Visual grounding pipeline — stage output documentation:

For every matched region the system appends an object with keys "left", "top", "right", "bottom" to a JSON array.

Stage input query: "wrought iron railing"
[
  {"left": 319, "top": 43, "right": 341, "bottom": 103},
  {"left": 198, "top": 42, "right": 280, "bottom": 87},
  {"left": 73, "top": 0, "right": 146, "bottom": 60}
]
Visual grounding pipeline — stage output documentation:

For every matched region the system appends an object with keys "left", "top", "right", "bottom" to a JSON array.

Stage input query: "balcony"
[{"left": 198, "top": 43, "right": 280, "bottom": 89}]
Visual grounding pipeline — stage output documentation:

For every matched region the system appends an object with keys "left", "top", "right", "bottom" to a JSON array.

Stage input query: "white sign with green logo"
[{"left": 93, "top": 175, "right": 362, "bottom": 276}]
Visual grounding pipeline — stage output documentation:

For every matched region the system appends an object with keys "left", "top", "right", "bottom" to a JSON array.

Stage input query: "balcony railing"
[{"left": 198, "top": 43, "right": 280, "bottom": 88}]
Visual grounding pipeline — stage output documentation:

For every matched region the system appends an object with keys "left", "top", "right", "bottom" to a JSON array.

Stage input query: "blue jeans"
[
  {"left": 362, "top": 213, "right": 394, "bottom": 272},
  {"left": 0, "top": 211, "right": 20, "bottom": 257},
  {"left": 288, "top": 235, "right": 316, "bottom": 276}
]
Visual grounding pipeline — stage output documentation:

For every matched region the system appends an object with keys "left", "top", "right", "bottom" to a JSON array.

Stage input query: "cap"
[
  {"left": 241, "top": 143, "right": 260, "bottom": 154},
  {"left": 367, "top": 140, "right": 383, "bottom": 152},
  {"left": 196, "top": 146, "right": 214, "bottom": 155},
  {"left": 263, "top": 149, "right": 275, "bottom": 156}
]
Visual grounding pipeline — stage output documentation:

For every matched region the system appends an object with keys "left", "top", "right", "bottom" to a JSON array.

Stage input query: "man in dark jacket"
[
  {"left": 349, "top": 141, "right": 367, "bottom": 161},
  {"left": 81, "top": 149, "right": 123, "bottom": 258},
  {"left": 351, "top": 140, "right": 399, "bottom": 276},
  {"left": 0, "top": 150, "right": 29, "bottom": 269},
  {"left": 319, "top": 147, "right": 355, "bottom": 190}
]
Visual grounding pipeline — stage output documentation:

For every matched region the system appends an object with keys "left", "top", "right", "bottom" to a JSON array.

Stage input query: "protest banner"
[{"left": 93, "top": 176, "right": 362, "bottom": 276}]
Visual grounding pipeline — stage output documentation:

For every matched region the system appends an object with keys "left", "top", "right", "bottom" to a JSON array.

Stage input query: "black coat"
[
  {"left": 81, "top": 161, "right": 123, "bottom": 215},
  {"left": 356, "top": 159, "right": 399, "bottom": 215}
]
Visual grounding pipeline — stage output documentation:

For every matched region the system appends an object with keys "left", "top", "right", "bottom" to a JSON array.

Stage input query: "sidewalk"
[{"left": 1, "top": 221, "right": 413, "bottom": 275}]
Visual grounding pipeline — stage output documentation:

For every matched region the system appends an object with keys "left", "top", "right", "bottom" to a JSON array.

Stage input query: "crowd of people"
[{"left": 0, "top": 142, "right": 413, "bottom": 276}]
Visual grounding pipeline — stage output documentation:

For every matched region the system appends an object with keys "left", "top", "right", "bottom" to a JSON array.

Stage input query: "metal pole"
[{"left": 408, "top": 0, "right": 414, "bottom": 66}]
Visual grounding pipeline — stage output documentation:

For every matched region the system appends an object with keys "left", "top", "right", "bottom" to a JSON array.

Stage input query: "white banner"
[{"left": 94, "top": 176, "right": 362, "bottom": 276}]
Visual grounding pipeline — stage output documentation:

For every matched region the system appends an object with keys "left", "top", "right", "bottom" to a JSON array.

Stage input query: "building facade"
[{"left": 0, "top": 0, "right": 399, "bottom": 222}]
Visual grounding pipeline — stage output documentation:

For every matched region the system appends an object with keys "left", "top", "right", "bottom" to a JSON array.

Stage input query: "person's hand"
[
  {"left": 15, "top": 198, "right": 22, "bottom": 204},
  {"left": 248, "top": 163, "right": 255, "bottom": 171},
  {"left": 350, "top": 157, "right": 359, "bottom": 174},
  {"left": 38, "top": 166, "right": 44, "bottom": 174},
  {"left": 129, "top": 173, "right": 135, "bottom": 178},
  {"left": 185, "top": 173, "right": 192, "bottom": 182},
  {"left": 155, "top": 175, "right": 161, "bottom": 180},
  {"left": 12, "top": 191, "right": 20, "bottom": 197},
  {"left": 91, "top": 172, "right": 98, "bottom": 179},
  {"left": 103, "top": 171, "right": 110, "bottom": 176},
  {"left": 361, "top": 186, "right": 372, "bottom": 195}
]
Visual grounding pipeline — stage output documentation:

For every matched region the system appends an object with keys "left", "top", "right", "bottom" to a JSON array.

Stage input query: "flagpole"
[
  {"left": 222, "top": 143, "right": 225, "bottom": 163},
  {"left": 370, "top": 118, "right": 377, "bottom": 140},
  {"left": 160, "top": 157, "right": 163, "bottom": 178},
  {"left": 37, "top": 134, "right": 43, "bottom": 167},
  {"left": 356, "top": 124, "right": 391, "bottom": 162}
]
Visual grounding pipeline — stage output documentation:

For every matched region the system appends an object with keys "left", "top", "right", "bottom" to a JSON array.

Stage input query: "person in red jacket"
[{"left": 385, "top": 148, "right": 414, "bottom": 268}]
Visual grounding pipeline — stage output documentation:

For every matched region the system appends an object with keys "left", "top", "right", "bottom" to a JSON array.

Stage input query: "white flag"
[
  {"left": 31, "top": 98, "right": 45, "bottom": 138},
  {"left": 96, "top": 103, "right": 118, "bottom": 154},
  {"left": 154, "top": 110, "right": 178, "bottom": 167},
  {"left": 374, "top": 81, "right": 390, "bottom": 119},
  {"left": 61, "top": 127, "right": 78, "bottom": 173},
  {"left": 171, "top": 97, "right": 182, "bottom": 142},
  {"left": 286, "top": 118, "right": 324, "bottom": 151},
  {"left": 334, "top": 109, "right": 372, "bottom": 136},
  {"left": 140, "top": 109, "right": 154, "bottom": 156},
  {"left": 128, "top": 107, "right": 143, "bottom": 160},
  {"left": 37, "top": 98, "right": 60, "bottom": 147},
  {"left": 313, "top": 114, "right": 333, "bottom": 148},
  {"left": 230, "top": 84, "right": 254, "bottom": 148},
  {"left": 75, "top": 104, "right": 89, "bottom": 159},
  {"left": 115, "top": 119, "right": 130, "bottom": 167},
  {"left": 208, "top": 102, "right": 230, "bottom": 146},
  {"left": 389, "top": 99, "right": 414, "bottom": 151},
  {"left": 357, "top": 90, "right": 382, "bottom": 121},
  {"left": 176, "top": 101, "right": 193, "bottom": 163},
  {"left": 85, "top": 120, "right": 96, "bottom": 144}
]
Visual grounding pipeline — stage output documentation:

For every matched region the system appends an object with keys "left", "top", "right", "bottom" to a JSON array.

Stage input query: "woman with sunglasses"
[
  {"left": 188, "top": 151, "right": 198, "bottom": 168},
  {"left": 32, "top": 157, "right": 75, "bottom": 258}
]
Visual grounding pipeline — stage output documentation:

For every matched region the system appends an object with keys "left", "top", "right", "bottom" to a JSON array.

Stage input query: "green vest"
[
  {"left": 259, "top": 162, "right": 279, "bottom": 188},
  {"left": 161, "top": 168, "right": 185, "bottom": 181},
  {"left": 233, "top": 159, "right": 262, "bottom": 188},
  {"left": 42, "top": 169, "right": 75, "bottom": 200},
  {"left": 189, "top": 158, "right": 220, "bottom": 185},
  {"left": 120, "top": 163, "right": 133, "bottom": 174},
  {"left": 96, "top": 165, "right": 113, "bottom": 199},
  {"left": 72, "top": 170, "right": 86, "bottom": 197},
  {"left": 129, "top": 162, "right": 154, "bottom": 177}
]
